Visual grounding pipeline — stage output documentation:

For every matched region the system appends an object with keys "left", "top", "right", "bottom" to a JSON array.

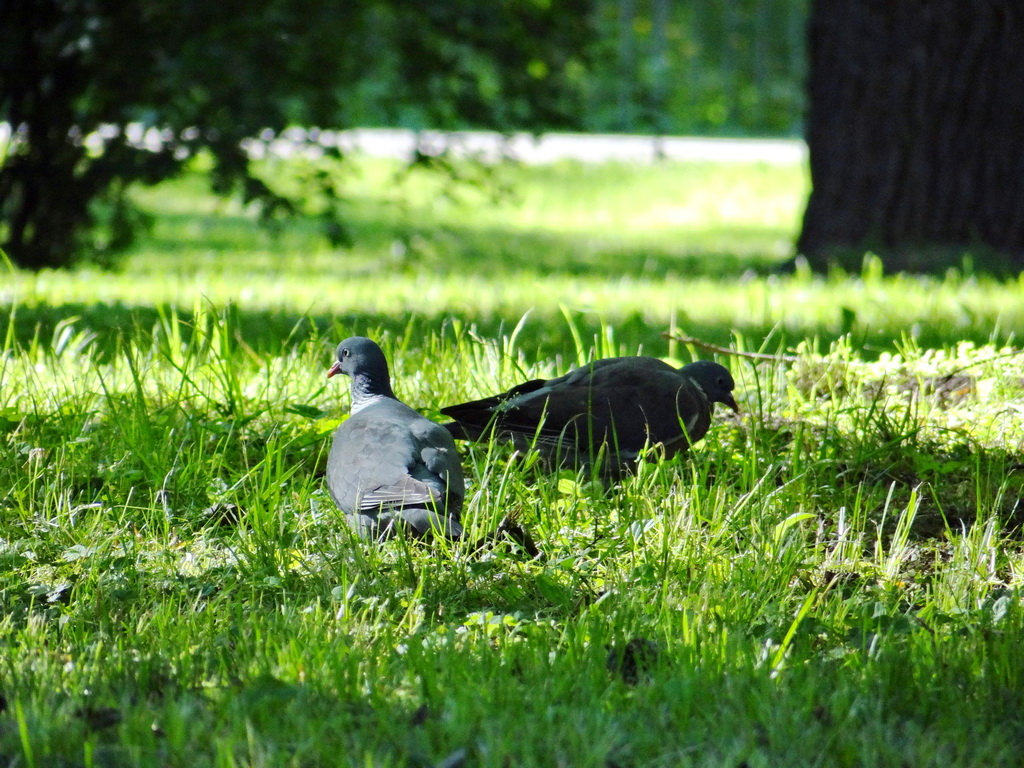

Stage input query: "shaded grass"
[{"left": 2, "top": 156, "right": 1024, "bottom": 766}]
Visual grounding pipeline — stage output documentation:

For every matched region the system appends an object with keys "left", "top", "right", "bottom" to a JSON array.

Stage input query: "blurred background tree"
[
  {"left": 1, "top": 0, "right": 369, "bottom": 268},
  {"left": 0, "top": 0, "right": 602, "bottom": 269}
]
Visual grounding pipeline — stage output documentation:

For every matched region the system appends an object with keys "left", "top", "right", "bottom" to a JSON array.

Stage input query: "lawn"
[{"left": 2, "top": 153, "right": 1024, "bottom": 767}]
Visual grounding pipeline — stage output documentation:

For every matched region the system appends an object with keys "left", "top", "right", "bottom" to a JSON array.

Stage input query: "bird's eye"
[{"left": 341, "top": 348, "right": 351, "bottom": 358}]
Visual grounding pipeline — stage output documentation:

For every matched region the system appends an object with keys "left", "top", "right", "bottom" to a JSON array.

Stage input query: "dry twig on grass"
[{"left": 663, "top": 332, "right": 799, "bottom": 363}]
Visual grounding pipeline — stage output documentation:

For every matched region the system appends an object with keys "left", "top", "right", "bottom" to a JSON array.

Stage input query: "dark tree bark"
[{"left": 798, "top": 0, "right": 1024, "bottom": 271}]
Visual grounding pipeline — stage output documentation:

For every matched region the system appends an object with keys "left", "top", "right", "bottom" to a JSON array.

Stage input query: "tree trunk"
[{"left": 798, "top": 0, "right": 1024, "bottom": 271}]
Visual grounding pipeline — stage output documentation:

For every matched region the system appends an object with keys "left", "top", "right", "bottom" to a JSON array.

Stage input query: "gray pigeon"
[
  {"left": 325, "top": 337, "right": 464, "bottom": 540},
  {"left": 440, "top": 357, "right": 738, "bottom": 473}
]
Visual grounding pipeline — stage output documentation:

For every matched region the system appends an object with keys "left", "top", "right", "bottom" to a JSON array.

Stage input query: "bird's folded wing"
[
  {"left": 358, "top": 475, "right": 440, "bottom": 510},
  {"left": 332, "top": 414, "right": 444, "bottom": 511},
  {"left": 558, "top": 356, "right": 675, "bottom": 387}
]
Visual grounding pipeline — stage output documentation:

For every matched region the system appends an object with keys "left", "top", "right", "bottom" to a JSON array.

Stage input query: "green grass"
[
  {"left": 8, "top": 156, "right": 1023, "bottom": 356},
  {"left": 2, "top": 155, "right": 1024, "bottom": 766}
]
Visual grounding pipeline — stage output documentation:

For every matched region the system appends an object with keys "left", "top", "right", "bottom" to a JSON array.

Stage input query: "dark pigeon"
[
  {"left": 325, "top": 337, "right": 464, "bottom": 540},
  {"left": 440, "top": 356, "right": 738, "bottom": 473}
]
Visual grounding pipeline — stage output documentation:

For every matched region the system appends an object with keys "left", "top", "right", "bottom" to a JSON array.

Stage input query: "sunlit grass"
[
  {"left": 2, "top": 155, "right": 1024, "bottom": 766},
  {"left": 6, "top": 157, "right": 1023, "bottom": 358}
]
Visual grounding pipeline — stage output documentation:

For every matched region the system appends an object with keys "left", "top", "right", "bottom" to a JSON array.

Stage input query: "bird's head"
[
  {"left": 327, "top": 336, "right": 389, "bottom": 380},
  {"left": 682, "top": 360, "right": 739, "bottom": 412}
]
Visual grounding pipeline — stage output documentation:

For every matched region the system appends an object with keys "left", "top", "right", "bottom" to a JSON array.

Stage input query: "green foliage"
[
  {"left": 584, "top": 0, "right": 807, "bottom": 135},
  {"left": 1, "top": 0, "right": 360, "bottom": 267},
  {"left": 379, "top": 0, "right": 596, "bottom": 129},
  {"left": 2, "top": 158, "right": 1024, "bottom": 765},
  {"left": 1, "top": 0, "right": 810, "bottom": 269},
  {"left": 320, "top": 0, "right": 809, "bottom": 136},
  {"left": 0, "top": 0, "right": 597, "bottom": 269}
]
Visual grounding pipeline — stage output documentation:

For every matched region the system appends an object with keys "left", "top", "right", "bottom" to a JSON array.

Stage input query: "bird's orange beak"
[{"left": 326, "top": 361, "right": 344, "bottom": 378}]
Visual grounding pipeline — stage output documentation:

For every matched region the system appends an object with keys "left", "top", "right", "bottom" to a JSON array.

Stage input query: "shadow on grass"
[
  {"left": 1, "top": 299, "right": 1012, "bottom": 365},
  {"left": 3, "top": 300, "right": 733, "bottom": 361},
  {"left": 748, "top": 415, "right": 1024, "bottom": 540}
]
